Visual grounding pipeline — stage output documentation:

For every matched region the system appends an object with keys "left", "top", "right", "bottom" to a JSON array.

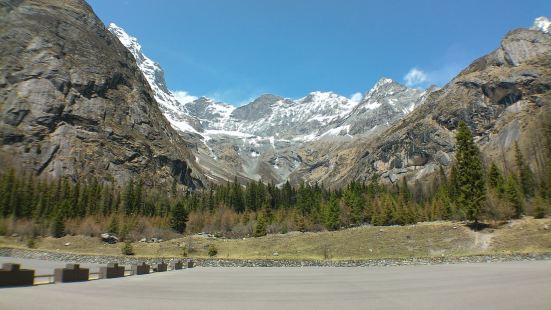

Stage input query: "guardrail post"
[
  {"left": 54, "top": 263, "right": 89, "bottom": 283},
  {"left": 131, "top": 262, "right": 150, "bottom": 275},
  {"left": 154, "top": 262, "right": 167, "bottom": 272},
  {"left": 99, "top": 263, "right": 125, "bottom": 279},
  {"left": 170, "top": 260, "right": 183, "bottom": 270},
  {"left": 0, "top": 263, "right": 34, "bottom": 287}
]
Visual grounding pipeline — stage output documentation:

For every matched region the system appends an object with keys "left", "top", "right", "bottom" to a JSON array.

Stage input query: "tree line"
[{"left": 1, "top": 122, "right": 550, "bottom": 239}]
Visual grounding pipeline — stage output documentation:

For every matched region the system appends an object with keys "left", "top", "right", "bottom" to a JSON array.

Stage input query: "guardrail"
[
  {"left": 34, "top": 274, "right": 54, "bottom": 285},
  {"left": 1, "top": 259, "right": 194, "bottom": 287}
]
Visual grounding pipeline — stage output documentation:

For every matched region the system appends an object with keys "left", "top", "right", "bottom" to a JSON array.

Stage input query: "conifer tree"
[
  {"left": 514, "top": 142, "right": 535, "bottom": 198},
  {"left": 322, "top": 193, "right": 340, "bottom": 230},
  {"left": 52, "top": 212, "right": 65, "bottom": 238},
  {"left": 253, "top": 212, "right": 267, "bottom": 237},
  {"left": 505, "top": 175, "right": 523, "bottom": 218},
  {"left": 487, "top": 162, "right": 505, "bottom": 194},
  {"left": 454, "top": 121, "right": 486, "bottom": 222},
  {"left": 170, "top": 200, "right": 189, "bottom": 234}
]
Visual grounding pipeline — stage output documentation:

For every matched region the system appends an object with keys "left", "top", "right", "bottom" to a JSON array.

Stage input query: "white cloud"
[
  {"left": 404, "top": 68, "right": 428, "bottom": 87},
  {"left": 172, "top": 90, "right": 198, "bottom": 104},
  {"left": 350, "top": 92, "right": 363, "bottom": 103}
]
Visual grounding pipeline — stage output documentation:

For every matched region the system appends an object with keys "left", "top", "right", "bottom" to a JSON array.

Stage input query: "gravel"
[{"left": 1, "top": 247, "right": 550, "bottom": 267}]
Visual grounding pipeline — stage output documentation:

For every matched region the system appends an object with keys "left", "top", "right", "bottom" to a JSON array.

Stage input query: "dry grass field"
[{"left": 1, "top": 217, "right": 550, "bottom": 260}]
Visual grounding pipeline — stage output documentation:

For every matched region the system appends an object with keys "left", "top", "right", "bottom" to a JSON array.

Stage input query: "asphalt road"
[{"left": 1, "top": 258, "right": 550, "bottom": 310}]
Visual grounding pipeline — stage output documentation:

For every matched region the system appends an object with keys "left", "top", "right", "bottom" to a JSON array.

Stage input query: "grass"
[{"left": 1, "top": 217, "right": 550, "bottom": 260}]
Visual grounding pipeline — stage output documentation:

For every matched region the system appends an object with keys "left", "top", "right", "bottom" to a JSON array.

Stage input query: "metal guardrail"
[{"left": 34, "top": 274, "right": 54, "bottom": 285}]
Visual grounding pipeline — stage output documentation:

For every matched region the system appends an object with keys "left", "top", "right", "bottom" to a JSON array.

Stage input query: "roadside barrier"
[
  {"left": 154, "top": 262, "right": 167, "bottom": 272},
  {"left": 170, "top": 260, "right": 183, "bottom": 270},
  {"left": 0, "top": 258, "right": 196, "bottom": 288},
  {"left": 99, "top": 263, "right": 125, "bottom": 279},
  {"left": 54, "top": 264, "right": 89, "bottom": 283},
  {"left": 0, "top": 263, "right": 34, "bottom": 287},
  {"left": 132, "top": 262, "right": 150, "bottom": 275}
]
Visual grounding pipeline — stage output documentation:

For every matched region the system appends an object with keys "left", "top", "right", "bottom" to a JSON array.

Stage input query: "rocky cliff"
[{"left": 0, "top": 0, "right": 202, "bottom": 189}]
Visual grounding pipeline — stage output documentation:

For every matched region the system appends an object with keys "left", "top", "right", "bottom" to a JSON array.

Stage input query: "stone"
[
  {"left": 139, "top": 238, "right": 147, "bottom": 243},
  {"left": 544, "top": 224, "right": 549, "bottom": 230},
  {"left": 101, "top": 233, "right": 119, "bottom": 244},
  {"left": 272, "top": 252, "right": 279, "bottom": 256},
  {"left": 64, "top": 242, "right": 71, "bottom": 246}
]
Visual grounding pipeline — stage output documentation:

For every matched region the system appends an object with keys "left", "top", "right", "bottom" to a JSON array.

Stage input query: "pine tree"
[
  {"left": 514, "top": 143, "right": 535, "bottom": 198},
  {"left": 505, "top": 175, "right": 523, "bottom": 218},
  {"left": 170, "top": 200, "right": 189, "bottom": 234},
  {"left": 454, "top": 121, "right": 486, "bottom": 222},
  {"left": 123, "top": 180, "right": 135, "bottom": 215},
  {"left": 52, "top": 213, "right": 66, "bottom": 238},
  {"left": 487, "top": 162, "right": 504, "bottom": 193},
  {"left": 253, "top": 212, "right": 267, "bottom": 237},
  {"left": 108, "top": 216, "right": 120, "bottom": 235},
  {"left": 322, "top": 193, "right": 340, "bottom": 230}
]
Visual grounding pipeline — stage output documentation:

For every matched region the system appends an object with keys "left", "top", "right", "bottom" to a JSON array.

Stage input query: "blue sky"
[{"left": 88, "top": 0, "right": 549, "bottom": 106}]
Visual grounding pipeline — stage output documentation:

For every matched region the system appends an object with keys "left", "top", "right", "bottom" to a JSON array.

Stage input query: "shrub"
[
  {"left": 26, "top": 237, "right": 37, "bottom": 249},
  {"left": 121, "top": 241, "right": 135, "bottom": 255},
  {"left": 207, "top": 244, "right": 218, "bottom": 257}
]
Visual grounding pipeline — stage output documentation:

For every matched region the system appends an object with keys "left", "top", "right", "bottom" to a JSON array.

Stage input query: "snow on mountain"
[
  {"left": 108, "top": 23, "right": 199, "bottom": 134},
  {"left": 532, "top": 16, "right": 551, "bottom": 34},
  {"left": 109, "top": 22, "right": 429, "bottom": 183}
]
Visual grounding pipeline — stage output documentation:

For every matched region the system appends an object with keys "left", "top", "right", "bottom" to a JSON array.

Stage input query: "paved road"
[{"left": 1, "top": 258, "right": 550, "bottom": 309}]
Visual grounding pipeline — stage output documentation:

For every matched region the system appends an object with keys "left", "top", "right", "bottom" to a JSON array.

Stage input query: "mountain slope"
[
  {"left": 0, "top": 0, "right": 202, "bottom": 189},
  {"left": 294, "top": 26, "right": 551, "bottom": 187},
  {"left": 107, "top": 23, "right": 429, "bottom": 185}
]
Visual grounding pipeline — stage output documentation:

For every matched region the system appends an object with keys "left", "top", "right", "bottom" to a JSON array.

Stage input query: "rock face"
[{"left": 0, "top": 0, "right": 202, "bottom": 189}]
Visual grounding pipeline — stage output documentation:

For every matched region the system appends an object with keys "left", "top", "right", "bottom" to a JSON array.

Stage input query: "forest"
[{"left": 0, "top": 122, "right": 550, "bottom": 240}]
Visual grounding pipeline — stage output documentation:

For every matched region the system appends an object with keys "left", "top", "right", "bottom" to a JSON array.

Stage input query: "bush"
[
  {"left": 207, "top": 244, "right": 218, "bottom": 257},
  {"left": 121, "top": 241, "right": 135, "bottom": 255},
  {"left": 26, "top": 237, "right": 37, "bottom": 249}
]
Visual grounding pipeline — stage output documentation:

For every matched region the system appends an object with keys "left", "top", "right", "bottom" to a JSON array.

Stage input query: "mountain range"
[
  {"left": 1, "top": 0, "right": 550, "bottom": 191},
  {"left": 108, "top": 17, "right": 551, "bottom": 188}
]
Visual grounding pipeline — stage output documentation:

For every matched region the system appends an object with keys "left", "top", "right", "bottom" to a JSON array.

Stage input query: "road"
[{"left": 0, "top": 258, "right": 550, "bottom": 309}]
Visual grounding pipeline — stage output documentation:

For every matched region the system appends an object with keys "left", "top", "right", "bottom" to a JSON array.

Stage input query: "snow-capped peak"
[
  {"left": 365, "top": 78, "right": 397, "bottom": 97},
  {"left": 108, "top": 23, "right": 144, "bottom": 59},
  {"left": 108, "top": 23, "right": 201, "bottom": 134},
  {"left": 532, "top": 16, "right": 551, "bottom": 34}
]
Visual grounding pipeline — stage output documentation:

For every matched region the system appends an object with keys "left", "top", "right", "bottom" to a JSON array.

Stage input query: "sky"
[{"left": 88, "top": 0, "right": 550, "bottom": 106}]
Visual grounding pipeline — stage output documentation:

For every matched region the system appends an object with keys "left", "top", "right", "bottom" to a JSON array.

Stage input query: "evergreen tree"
[
  {"left": 170, "top": 200, "right": 189, "bottom": 234},
  {"left": 322, "top": 193, "right": 340, "bottom": 230},
  {"left": 123, "top": 180, "right": 135, "bottom": 215},
  {"left": 505, "top": 175, "right": 523, "bottom": 218},
  {"left": 108, "top": 216, "right": 120, "bottom": 235},
  {"left": 487, "top": 162, "right": 505, "bottom": 194},
  {"left": 454, "top": 121, "right": 486, "bottom": 222},
  {"left": 514, "top": 143, "right": 535, "bottom": 198},
  {"left": 253, "top": 212, "right": 267, "bottom": 237},
  {"left": 52, "top": 213, "right": 65, "bottom": 238}
]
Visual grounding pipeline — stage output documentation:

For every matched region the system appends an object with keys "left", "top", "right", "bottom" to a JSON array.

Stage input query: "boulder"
[{"left": 100, "top": 233, "right": 119, "bottom": 244}]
